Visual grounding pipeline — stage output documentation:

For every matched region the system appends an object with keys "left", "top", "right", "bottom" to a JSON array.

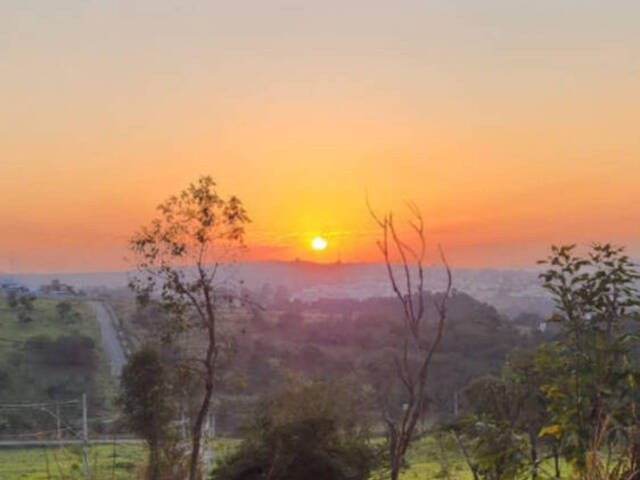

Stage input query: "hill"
[{"left": 0, "top": 294, "right": 115, "bottom": 435}]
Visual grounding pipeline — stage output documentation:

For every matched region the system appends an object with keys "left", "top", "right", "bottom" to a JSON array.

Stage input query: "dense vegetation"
[{"left": 114, "top": 242, "right": 640, "bottom": 480}]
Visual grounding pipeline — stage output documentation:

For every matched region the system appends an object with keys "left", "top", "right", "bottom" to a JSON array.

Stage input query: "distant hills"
[{"left": 1, "top": 261, "right": 554, "bottom": 318}]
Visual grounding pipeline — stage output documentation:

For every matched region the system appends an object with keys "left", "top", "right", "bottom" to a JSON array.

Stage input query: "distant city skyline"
[{"left": 2, "top": 1, "right": 640, "bottom": 272}]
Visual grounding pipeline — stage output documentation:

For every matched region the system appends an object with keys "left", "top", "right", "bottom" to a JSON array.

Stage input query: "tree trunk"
[
  {"left": 188, "top": 290, "right": 217, "bottom": 480},
  {"left": 390, "top": 456, "right": 401, "bottom": 480},
  {"left": 188, "top": 364, "right": 214, "bottom": 480},
  {"left": 388, "top": 434, "right": 404, "bottom": 480},
  {"left": 552, "top": 443, "right": 561, "bottom": 478},
  {"left": 148, "top": 440, "right": 160, "bottom": 480},
  {"left": 529, "top": 431, "right": 538, "bottom": 480}
]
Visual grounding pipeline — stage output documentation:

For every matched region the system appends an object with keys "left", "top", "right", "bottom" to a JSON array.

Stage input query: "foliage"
[
  {"left": 211, "top": 381, "right": 381, "bottom": 480},
  {"left": 56, "top": 300, "right": 78, "bottom": 322},
  {"left": 503, "top": 350, "right": 554, "bottom": 480},
  {"left": 452, "top": 346, "right": 558, "bottom": 480},
  {"left": 455, "top": 375, "right": 529, "bottom": 480},
  {"left": 6, "top": 290, "right": 37, "bottom": 323},
  {"left": 26, "top": 334, "right": 97, "bottom": 368},
  {"left": 536, "top": 243, "right": 640, "bottom": 479},
  {"left": 457, "top": 414, "right": 528, "bottom": 480},
  {"left": 6, "top": 291, "right": 18, "bottom": 309},
  {"left": 119, "top": 347, "right": 180, "bottom": 480}
]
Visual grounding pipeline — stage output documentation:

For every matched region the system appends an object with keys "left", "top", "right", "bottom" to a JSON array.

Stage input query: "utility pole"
[
  {"left": 202, "top": 413, "right": 217, "bottom": 472},
  {"left": 82, "top": 393, "right": 90, "bottom": 478},
  {"left": 210, "top": 414, "right": 216, "bottom": 466},
  {"left": 202, "top": 414, "right": 212, "bottom": 473},
  {"left": 56, "top": 402, "right": 62, "bottom": 446}
]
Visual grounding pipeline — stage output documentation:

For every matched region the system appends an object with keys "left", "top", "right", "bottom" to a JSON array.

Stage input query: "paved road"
[{"left": 88, "top": 301, "right": 127, "bottom": 377}]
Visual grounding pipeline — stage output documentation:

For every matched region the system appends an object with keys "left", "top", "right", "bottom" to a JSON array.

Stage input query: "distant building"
[
  {"left": 0, "top": 281, "right": 28, "bottom": 293},
  {"left": 39, "top": 279, "right": 77, "bottom": 297}
]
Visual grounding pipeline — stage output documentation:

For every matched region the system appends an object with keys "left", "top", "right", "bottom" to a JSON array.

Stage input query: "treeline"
[{"left": 126, "top": 289, "right": 546, "bottom": 428}]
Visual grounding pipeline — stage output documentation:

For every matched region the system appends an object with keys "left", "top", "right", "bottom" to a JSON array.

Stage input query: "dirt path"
[{"left": 88, "top": 301, "right": 126, "bottom": 377}]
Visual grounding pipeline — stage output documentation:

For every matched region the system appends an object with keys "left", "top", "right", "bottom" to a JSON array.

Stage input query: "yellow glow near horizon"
[
  {"left": 311, "top": 236, "right": 328, "bottom": 251},
  {"left": 1, "top": 1, "right": 640, "bottom": 272}
]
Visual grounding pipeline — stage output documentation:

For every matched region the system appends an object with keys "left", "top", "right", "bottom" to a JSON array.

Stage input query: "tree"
[
  {"left": 454, "top": 375, "right": 525, "bottom": 480},
  {"left": 457, "top": 414, "right": 528, "bottom": 480},
  {"left": 503, "top": 351, "right": 551, "bottom": 480},
  {"left": 455, "top": 352, "right": 551, "bottom": 480},
  {"left": 11, "top": 291, "right": 36, "bottom": 323},
  {"left": 368, "top": 201, "right": 452, "bottom": 480},
  {"left": 536, "top": 243, "right": 640, "bottom": 480},
  {"left": 129, "top": 176, "right": 250, "bottom": 480},
  {"left": 211, "top": 381, "right": 380, "bottom": 480},
  {"left": 119, "top": 347, "right": 176, "bottom": 480},
  {"left": 18, "top": 292, "right": 35, "bottom": 310},
  {"left": 56, "top": 300, "right": 72, "bottom": 320},
  {"left": 6, "top": 291, "right": 18, "bottom": 309}
]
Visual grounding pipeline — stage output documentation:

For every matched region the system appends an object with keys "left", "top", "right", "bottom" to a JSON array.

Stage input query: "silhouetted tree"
[{"left": 129, "top": 176, "right": 250, "bottom": 480}]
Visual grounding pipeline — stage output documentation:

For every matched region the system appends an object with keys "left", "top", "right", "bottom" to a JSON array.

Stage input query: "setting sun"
[{"left": 311, "top": 236, "right": 328, "bottom": 251}]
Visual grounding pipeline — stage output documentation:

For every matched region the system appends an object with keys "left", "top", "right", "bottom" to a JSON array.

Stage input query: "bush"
[
  {"left": 118, "top": 347, "right": 182, "bottom": 480},
  {"left": 211, "top": 382, "right": 381, "bottom": 480},
  {"left": 26, "top": 334, "right": 97, "bottom": 368}
]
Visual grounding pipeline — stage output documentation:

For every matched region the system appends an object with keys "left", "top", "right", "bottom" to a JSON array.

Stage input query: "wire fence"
[
  {"left": 0, "top": 396, "right": 230, "bottom": 479},
  {"left": 0, "top": 395, "right": 146, "bottom": 480}
]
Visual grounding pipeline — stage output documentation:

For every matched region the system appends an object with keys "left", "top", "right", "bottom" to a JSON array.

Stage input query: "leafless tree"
[{"left": 368, "top": 200, "right": 452, "bottom": 480}]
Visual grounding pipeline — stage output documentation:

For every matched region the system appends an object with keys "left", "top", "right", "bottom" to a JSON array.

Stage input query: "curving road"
[{"left": 88, "top": 301, "right": 127, "bottom": 378}]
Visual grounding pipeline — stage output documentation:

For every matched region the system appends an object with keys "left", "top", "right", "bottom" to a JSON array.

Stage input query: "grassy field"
[
  {"left": 0, "top": 296, "right": 110, "bottom": 372},
  {"left": 0, "top": 295, "right": 118, "bottom": 444},
  {"left": 0, "top": 435, "right": 570, "bottom": 479},
  {"left": 0, "top": 444, "right": 145, "bottom": 480},
  {"left": 0, "top": 294, "right": 114, "bottom": 359},
  {"left": 0, "top": 440, "right": 239, "bottom": 480}
]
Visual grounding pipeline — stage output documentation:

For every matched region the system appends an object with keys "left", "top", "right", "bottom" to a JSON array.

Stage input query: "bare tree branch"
[{"left": 367, "top": 199, "right": 453, "bottom": 480}]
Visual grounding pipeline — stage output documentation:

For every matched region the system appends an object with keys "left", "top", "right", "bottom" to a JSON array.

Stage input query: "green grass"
[
  {"left": 396, "top": 435, "right": 572, "bottom": 480},
  {"left": 370, "top": 435, "right": 473, "bottom": 480},
  {"left": 0, "top": 435, "right": 573, "bottom": 479},
  {"left": 0, "top": 297, "right": 98, "bottom": 345},
  {"left": 0, "top": 439, "right": 241, "bottom": 480},
  {"left": 0, "top": 444, "right": 145, "bottom": 480},
  {"left": 0, "top": 295, "right": 118, "bottom": 437}
]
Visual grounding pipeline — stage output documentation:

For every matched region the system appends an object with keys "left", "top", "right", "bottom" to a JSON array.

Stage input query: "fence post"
[
  {"left": 82, "top": 393, "right": 90, "bottom": 477},
  {"left": 56, "top": 402, "right": 62, "bottom": 446}
]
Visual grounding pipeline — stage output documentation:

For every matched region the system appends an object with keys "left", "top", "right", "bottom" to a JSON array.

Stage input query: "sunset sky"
[{"left": 2, "top": 1, "right": 640, "bottom": 272}]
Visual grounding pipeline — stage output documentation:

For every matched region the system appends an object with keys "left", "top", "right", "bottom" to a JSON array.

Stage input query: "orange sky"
[{"left": 1, "top": 1, "right": 640, "bottom": 272}]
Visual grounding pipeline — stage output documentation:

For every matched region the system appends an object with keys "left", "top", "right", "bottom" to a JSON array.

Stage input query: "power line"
[{"left": 0, "top": 400, "right": 80, "bottom": 408}]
